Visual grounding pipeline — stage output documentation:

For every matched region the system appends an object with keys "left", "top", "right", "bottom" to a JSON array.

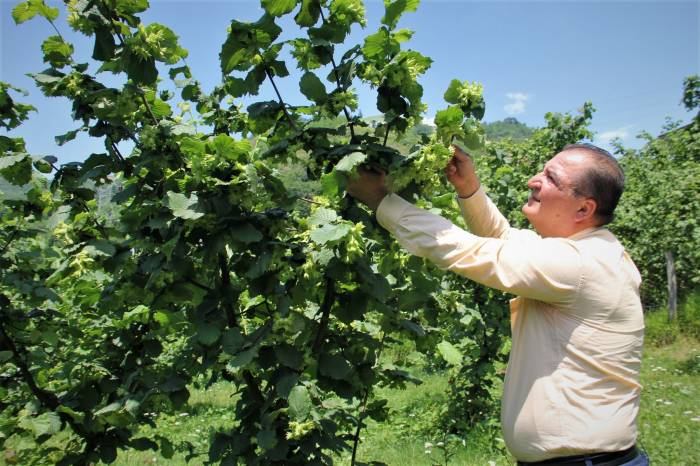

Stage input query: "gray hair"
[{"left": 561, "top": 143, "right": 625, "bottom": 226}]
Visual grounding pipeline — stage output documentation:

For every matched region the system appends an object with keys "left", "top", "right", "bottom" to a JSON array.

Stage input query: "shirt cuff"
[
  {"left": 456, "top": 186, "right": 489, "bottom": 217},
  {"left": 376, "top": 193, "right": 414, "bottom": 231}
]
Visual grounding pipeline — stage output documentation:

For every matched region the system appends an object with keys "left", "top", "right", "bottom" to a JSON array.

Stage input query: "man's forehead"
[{"left": 548, "top": 151, "right": 590, "bottom": 171}]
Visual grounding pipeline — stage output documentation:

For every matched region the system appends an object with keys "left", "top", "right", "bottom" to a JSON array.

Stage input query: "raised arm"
[
  {"left": 376, "top": 194, "right": 581, "bottom": 303},
  {"left": 446, "top": 146, "right": 511, "bottom": 239}
]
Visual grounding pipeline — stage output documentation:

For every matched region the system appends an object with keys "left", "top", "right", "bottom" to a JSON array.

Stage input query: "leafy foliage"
[
  {"left": 611, "top": 79, "right": 700, "bottom": 308},
  {"left": 0, "top": 1, "right": 498, "bottom": 465}
]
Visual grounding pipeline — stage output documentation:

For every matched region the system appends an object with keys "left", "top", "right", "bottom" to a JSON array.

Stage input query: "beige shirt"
[{"left": 376, "top": 188, "right": 644, "bottom": 462}]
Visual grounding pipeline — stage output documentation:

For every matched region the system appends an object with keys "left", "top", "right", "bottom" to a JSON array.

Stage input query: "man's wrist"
[{"left": 456, "top": 183, "right": 480, "bottom": 199}]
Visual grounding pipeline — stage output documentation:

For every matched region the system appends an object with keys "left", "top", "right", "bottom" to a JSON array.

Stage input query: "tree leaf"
[
  {"left": 288, "top": 385, "right": 311, "bottom": 420},
  {"left": 197, "top": 323, "right": 221, "bottom": 346},
  {"left": 30, "top": 412, "right": 61, "bottom": 437},
  {"left": 399, "top": 319, "right": 425, "bottom": 337},
  {"left": 310, "top": 223, "right": 351, "bottom": 244},
  {"left": 319, "top": 353, "right": 353, "bottom": 380},
  {"left": 12, "top": 0, "right": 58, "bottom": 24},
  {"left": 275, "top": 373, "right": 299, "bottom": 398},
  {"left": 274, "top": 343, "right": 304, "bottom": 369},
  {"left": 41, "top": 36, "right": 73, "bottom": 67},
  {"left": 362, "top": 29, "right": 390, "bottom": 60},
  {"left": 300, "top": 72, "right": 327, "bottom": 104},
  {"left": 262, "top": 0, "right": 297, "bottom": 17},
  {"left": 334, "top": 151, "right": 366, "bottom": 172},
  {"left": 437, "top": 340, "right": 462, "bottom": 366},
  {"left": 308, "top": 207, "right": 338, "bottom": 226},
  {"left": 166, "top": 191, "right": 205, "bottom": 220},
  {"left": 257, "top": 428, "right": 277, "bottom": 450},
  {"left": 443, "top": 79, "right": 463, "bottom": 104},
  {"left": 382, "top": 0, "right": 420, "bottom": 30},
  {"left": 0, "top": 350, "right": 12, "bottom": 363},
  {"left": 295, "top": 0, "right": 321, "bottom": 27},
  {"left": 230, "top": 223, "right": 263, "bottom": 244}
]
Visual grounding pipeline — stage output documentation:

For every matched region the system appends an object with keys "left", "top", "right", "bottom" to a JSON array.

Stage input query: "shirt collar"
[{"left": 567, "top": 225, "right": 606, "bottom": 240}]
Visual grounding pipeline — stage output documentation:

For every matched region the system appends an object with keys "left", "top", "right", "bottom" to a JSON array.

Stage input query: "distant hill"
[
  {"left": 482, "top": 117, "right": 535, "bottom": 142},
  {"left": 396, "top": 116, "right": 536, "bottom": 144}
]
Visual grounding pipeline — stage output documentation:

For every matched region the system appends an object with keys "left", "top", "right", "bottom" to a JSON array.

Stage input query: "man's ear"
[{"left": 575, "top": 198, "right": 597, "bottom": 223}]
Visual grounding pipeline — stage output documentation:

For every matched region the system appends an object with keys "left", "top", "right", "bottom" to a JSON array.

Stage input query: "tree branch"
[
  {"left": 264, "top": 65, "right": 298, "bottom": 131},
  {"left": 312, "top": 278, "right": 336, "bottom": 354},
  {"left": 319, "top": 8, "right": 356, "bottom": 141},
  {"left": 218, "top": 253, "right": 237, "bottom": 328},
  {"left": 1, "top": 229, "right": 19, "bottom": 257},
  {"left": 297, "top": 196, "right": 325, "bottom": 206},
  {"left": 47, "top": 19, "right": 66, "bottom": 44},
  {"left": 350, "top": 389, "right": 370, "bottom": 466},
  {"left": 140, "top": 94, "right": 159, "bottom": 126}
]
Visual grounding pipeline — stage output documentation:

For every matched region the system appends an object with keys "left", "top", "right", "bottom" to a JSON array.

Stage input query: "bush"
[
  {"left": 644, "top": 289, "right": 700, "bottom": 347},
  {"left": 678, "top": 289, "right": 700, "bottom": 340},
  {"left": 644, "top": 309, "right": 680, "bottom": 347}
]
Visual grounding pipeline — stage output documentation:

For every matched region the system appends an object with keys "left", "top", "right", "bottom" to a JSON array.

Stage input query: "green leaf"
[
  {"left": 159, "top": 437, "right": 175, "bottom": 459},
  {"left": 443, "top": 79, "right": 463, "bottom": 104},
  {"left": 222, "top": 328, "right": 245, "bottom": 355},
  {"left": 197, "top": 323, "right": 221, "bottom": 346},
  {"left": 41, "top": 36, "right": 73, "bottom": 67},
  {"left": 276, "top": 373, "right": 299, "bottom": 398},
  {"left": 435, "top": 105, "right": 463, "bottom": 128},
  {"left": 166, "top": 191, "right": 205, "bottom": 220},
  {"left": 299, "top": 72, "right": 327, "bottom": 104},
  {"left": 382, "top": 0, "right": 420, "bottom": 29},
  {"left": 0, "top": 351, "right": 12, "bottom": 363},
  {"left": 335, "top": 151, "right": 366, "bottom": 172},
  {"left": 257, "top": 428, "right": 277, "bottom": 450},
  {"left": 262, "top": 0, "right": 297, "bottom": 17},
  {"left": 320, "top": 171, "right": 340, "bottom": 197},
  {"left": 437, "top": 340, "right": 462, "bottom": 366},
  {"left": 399, "top": 319, "right": 425, "bottom": 337},
  {"left": 12, "top": 0, "right": 58, "bottom": 24},
  {"left": 93, "top": 26, "right": 116, "bottom": 61},
  {"left": 228, "top": 346, "right": 259, "bottom": 368},
  {"left": 230, "top": 223, "right": 263, "bottom": 244},
  {"left": 310, "top": 223, "right": 351, "bottom": 244},
  {"left": 308, "top": 207, "right": 338, "bottom": 226},
  {"left": 319, "top": 353, "right": 353, "bottom": 380},
  {"left": 295, "top": 0, "right": 321, "bottom": 26},
  {"left": 288, "top": 385, "right": 311, "bottom": 420},
  {"left": 30, "top": 412, "right": 61, "bottom": 437},
  {"left": 123, "top": 50, "right": 158, "bottom": 85},
  {"left": 362, "top": 29, "right": 390, "bottom": 60},
  {"left": 94, "top": 401, "right": 121, "bottom": 416},
  {"left": 274, "top": 343, "right": 304, "bottom": 369}
]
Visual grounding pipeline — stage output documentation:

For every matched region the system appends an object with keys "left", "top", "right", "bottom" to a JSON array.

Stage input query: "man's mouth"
[{"left": 529, "top": 192, "right": 540, "bottom": 203}]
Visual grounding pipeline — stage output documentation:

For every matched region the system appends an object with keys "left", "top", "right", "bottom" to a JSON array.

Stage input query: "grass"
[
  {"left": 106, "top": 317, "right": 700, "bottom": 466},
  {"left": 638, "top": 335, "right": 700, "bottom": 466}
]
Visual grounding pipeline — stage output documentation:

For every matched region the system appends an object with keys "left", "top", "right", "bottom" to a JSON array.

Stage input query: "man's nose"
[{"left": 527, "top": 174, "right": 541, "bottom": 189}]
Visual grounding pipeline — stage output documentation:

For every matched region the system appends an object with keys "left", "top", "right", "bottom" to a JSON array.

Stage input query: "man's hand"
[
  {"left": 346, "top": 168, "right": 390, "bottom": 211},
  {"left": 445, "top": 145, "right": 480, "bottom": 198}
]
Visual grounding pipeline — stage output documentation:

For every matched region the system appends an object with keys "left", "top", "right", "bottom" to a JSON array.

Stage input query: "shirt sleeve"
[
  {"left": 376, "top": 193, "right": 582, "bottom": 303},
  {"left": 456, "top": 186, "right": 511, "bottom": 239}
]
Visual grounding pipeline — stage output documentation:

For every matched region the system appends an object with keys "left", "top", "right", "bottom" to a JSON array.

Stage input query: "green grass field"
[{"left": 109, "top": 314, "right": 700, "bottom": 466}]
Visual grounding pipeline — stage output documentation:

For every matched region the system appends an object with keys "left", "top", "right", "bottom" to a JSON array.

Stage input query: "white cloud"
[
  {"left": 504, "top": 92, "right": 530, "bottom": 115},
  {"left": 422, "top": 116, "right": 435, "bottom": 127},
  {"left": 596, "top": 125, "right": 634, "bottom": 146}
]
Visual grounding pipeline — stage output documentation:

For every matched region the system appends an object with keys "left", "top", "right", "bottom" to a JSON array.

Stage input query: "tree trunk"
[{"left": 665, "top": 251, "right": 677, "bottom": 322}]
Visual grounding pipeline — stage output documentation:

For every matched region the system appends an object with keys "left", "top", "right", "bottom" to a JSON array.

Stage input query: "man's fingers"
[{"left": 451, "top": 144, "right": 471, "bottom": 160}]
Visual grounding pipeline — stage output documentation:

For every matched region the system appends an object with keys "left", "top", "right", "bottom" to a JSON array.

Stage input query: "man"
[{"left": 347, "top": 144, "right": 648, "bottom": 466}]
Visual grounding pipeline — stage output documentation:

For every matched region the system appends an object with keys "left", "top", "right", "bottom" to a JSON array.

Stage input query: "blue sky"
[{"left": 1, "top": 0, "right": 698, "bottom": 164}]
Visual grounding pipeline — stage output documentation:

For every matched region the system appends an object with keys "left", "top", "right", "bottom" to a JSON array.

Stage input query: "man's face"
[{"left": 522, "top": 151, "right": 592, "bottom": 238}]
